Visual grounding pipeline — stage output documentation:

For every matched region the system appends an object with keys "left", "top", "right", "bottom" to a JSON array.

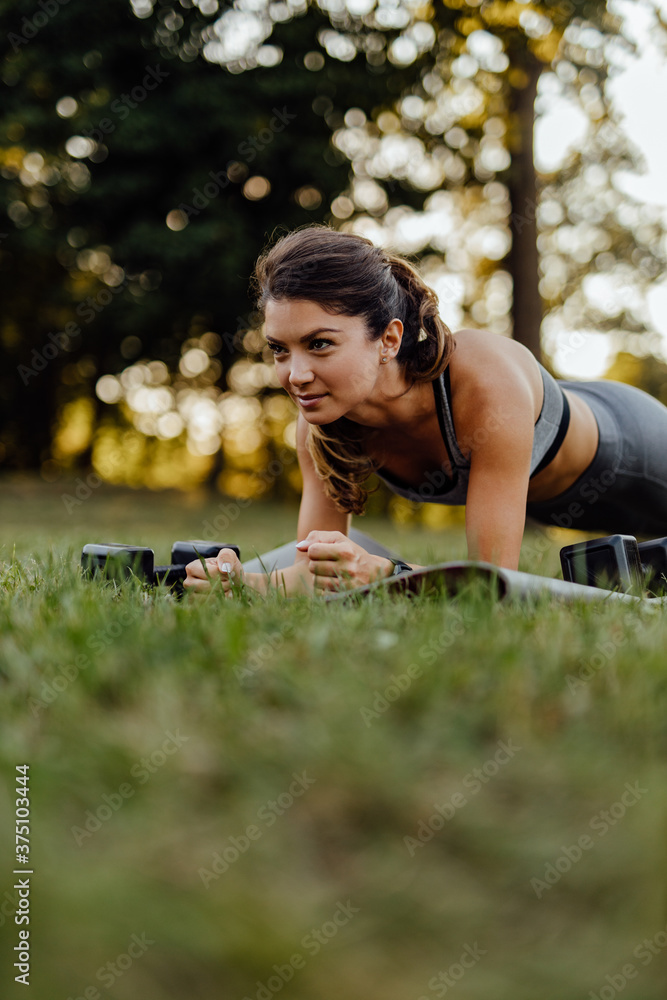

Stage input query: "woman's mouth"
[{"left": 295, "top": 393, "right": 327, "bottom": 408}]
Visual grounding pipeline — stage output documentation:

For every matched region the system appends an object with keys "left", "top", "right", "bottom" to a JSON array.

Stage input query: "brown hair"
[{"left": 252, "top": 225, "right": 454, "bottom": 514}]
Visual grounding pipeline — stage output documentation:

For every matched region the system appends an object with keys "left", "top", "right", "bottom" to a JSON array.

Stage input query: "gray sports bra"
[{"left": 375, "top": 361, "right": 570, "bottom": 505}]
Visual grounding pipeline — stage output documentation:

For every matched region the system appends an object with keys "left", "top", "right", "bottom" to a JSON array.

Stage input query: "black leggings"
[{"left": 526, "top": 379, "right": 667, "bottom": 537}]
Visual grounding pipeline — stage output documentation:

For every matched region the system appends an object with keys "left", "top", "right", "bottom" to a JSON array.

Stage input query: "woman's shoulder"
[
  {"left": 452, "top": 327, "right": 537, "bottom": 365},
  {"left": 449, "top": 328, "right": 544, "bottom": 419}
]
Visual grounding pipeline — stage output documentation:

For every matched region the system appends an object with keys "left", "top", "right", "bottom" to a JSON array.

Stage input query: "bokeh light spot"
[
  {"left": 243, "top": 176, "right": 271, "bottom": 200},
  {"left": 179, "top": 348, "right": 210, "bottom": 377},
  {"left": 65, "top": 136, "right": 95, "bottom": 159},
  {"left": 56, "top": 97, "right": 78, "bottom": 118},
  {"left": 304, "top": 51, "right": 325, "bottom": 71},
  {"left": 96, "top": 375, "right": 123, "bottom": 404},
  {"left": 295, "top": 186, "right": 322, "bottom": 210},
  {"left": 257, "top": 45, "right": 283, "bottom": 67},
  {"left": 166, "top": 209, "right": 188, "bottom": 231}
]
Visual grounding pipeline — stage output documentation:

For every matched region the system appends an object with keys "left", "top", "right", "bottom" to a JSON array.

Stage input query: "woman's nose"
[{"left": 289, "top": 359, "right": 314, "bottom": 386}]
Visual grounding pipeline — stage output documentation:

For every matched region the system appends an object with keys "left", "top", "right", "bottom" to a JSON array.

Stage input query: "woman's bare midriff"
[{"left": 526, "top": 389, "right": 600, "bottom": 502}]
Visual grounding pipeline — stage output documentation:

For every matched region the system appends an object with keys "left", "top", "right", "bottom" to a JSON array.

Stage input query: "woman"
[{"left": 185, "top": 225, "right": 667, "bottom": 597}]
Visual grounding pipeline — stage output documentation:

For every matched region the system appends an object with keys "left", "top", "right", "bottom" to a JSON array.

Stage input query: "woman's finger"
[
  {"left": 217, "top": 549, "right": 243, "bottom": 579},
  {"left": 309, "top": 559, "right": 349, "bottom": 578},
  {"left": 184, "top": 558, "right": 210, "bottom": 583},
  {"left": 183, "top": 575, "right": 214, "bottom": 593},
  {"left": 305, "top": 542, "right": 352, "bottom": 562},
  {"left": 184, "top": 557, "right": 229, "bottom": 594}
]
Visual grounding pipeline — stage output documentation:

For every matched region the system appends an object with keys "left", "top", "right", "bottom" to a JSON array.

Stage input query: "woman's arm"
[
  {"left": 292, "top": 415, "right": 412, "bottom": 591},
  {"left": 278, "top": 415, "right": 417, "bottom": 592},
  {"left": 465, "top": 437, "right": 532, "bottom": 571},
  {"left": 453, "top": 341, "right": 537, "bottom": 570}
]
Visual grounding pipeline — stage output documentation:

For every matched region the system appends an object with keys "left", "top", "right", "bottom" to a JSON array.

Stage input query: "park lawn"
[{"left": 1, "top": 476, "right": 667, "bottom": 1000}]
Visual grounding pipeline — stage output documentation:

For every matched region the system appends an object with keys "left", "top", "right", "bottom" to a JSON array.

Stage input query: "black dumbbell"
[
  {"left": 559, "top": 533, "right": 667, "bottom": 595},
  {"left": 559, "top": 534, "right": 644, "bottom": 592},
  {"left": 81, "top": 540, "right": 241, "bottom": 592},
  {"left": 636, "top": 537, "right": 667, "bottom": 595}
]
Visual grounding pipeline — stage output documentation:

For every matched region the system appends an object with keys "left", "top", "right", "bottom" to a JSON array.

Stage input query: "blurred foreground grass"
[{"left": 1, "top": 476, "right": 667, "bottom": 1000}]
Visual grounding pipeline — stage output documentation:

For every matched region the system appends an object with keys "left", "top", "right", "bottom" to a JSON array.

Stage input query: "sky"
[{"left": 536, "top": 0, "right": 667, "bottom": 377}]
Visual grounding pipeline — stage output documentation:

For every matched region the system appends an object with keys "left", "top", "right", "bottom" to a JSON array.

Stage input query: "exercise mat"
[{"left": 324, "top": 560, "right": 662, "bottom": 606}]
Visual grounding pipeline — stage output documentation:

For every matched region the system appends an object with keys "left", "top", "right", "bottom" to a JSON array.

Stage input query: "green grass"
[{"left": 1, "top": 476, "right": 667, "bottom": 1000}]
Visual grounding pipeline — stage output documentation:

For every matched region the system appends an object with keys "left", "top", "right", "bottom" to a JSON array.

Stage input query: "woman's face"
[{"left": 263, "top": 297, "right": 395, "bottom": 424}]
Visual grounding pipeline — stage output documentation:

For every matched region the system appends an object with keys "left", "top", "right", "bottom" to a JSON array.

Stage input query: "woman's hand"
[
  {"left": 296, "top": 530, "right": 394, "bottom": 592},
  {"left": 184, "top": 547, "right": 245, "bottom": 598}
]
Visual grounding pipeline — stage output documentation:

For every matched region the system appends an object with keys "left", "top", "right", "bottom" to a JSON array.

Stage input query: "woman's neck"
[{"left": 344, "top": 376, "right": 435, "bottom": 431}]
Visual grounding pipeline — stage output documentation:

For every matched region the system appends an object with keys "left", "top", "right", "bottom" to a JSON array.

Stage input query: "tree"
[
  {"left": 0, "top": 0, "right": 416, "bottom": 470},
  {"left": 290, "top": 0, "right": 665, "bottom": 364}
]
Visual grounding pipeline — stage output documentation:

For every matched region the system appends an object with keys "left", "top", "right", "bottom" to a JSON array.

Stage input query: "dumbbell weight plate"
[
  {"left": 559, "top": 534, "right": 642, "bottom": 592},
  {"left": 81, "top": 543, "right": 155, "bottom": 582}
]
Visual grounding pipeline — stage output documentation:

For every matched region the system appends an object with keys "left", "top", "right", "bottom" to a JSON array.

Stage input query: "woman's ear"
[{"left": 381, "top": 318, "right": 403, "bottom": 359}]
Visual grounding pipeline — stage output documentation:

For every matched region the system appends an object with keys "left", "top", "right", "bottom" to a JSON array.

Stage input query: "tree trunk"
[{"left": 505, "top": 53, "right": 543, "bottom": 363}]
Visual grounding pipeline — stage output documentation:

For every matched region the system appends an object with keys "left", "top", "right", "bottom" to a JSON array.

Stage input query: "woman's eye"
[{"left": 266, "top": 339, "right": 331, "bottom": 355}]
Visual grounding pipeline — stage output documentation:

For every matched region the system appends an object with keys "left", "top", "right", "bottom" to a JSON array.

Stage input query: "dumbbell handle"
[
  {"left": 153, "top": 565, "right": 188, "bottom": 587},
  {"left": 155, "top": 544, "right": 242, "bottom": 589},
  {"left": 171, "top": 541, "right": 240, "bottom": 565}
]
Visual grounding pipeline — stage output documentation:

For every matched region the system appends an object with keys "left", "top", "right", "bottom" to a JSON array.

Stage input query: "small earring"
[{"left": 381, "top": 356, "right": 388, "bottom": 364}]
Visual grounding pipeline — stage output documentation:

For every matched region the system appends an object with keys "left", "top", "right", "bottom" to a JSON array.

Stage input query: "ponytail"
[{"left": 387, "top": 253, "right": 453, "bottom": 384}]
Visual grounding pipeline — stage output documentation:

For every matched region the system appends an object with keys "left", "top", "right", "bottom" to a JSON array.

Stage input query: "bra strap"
[
  {"left": 531, "top": 389, "right": 571, "bottom": 477},
  {"left": 433, "top": 366, "right": 463, "bottom": 471}
]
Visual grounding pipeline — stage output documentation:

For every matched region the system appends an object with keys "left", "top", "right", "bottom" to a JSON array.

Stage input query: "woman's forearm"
[
  {"left": 243, "top": 562, "right": 314, "bottom": 596},
  {"left": 244, "top": 555, "right": 425, "bottom": 597}
]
